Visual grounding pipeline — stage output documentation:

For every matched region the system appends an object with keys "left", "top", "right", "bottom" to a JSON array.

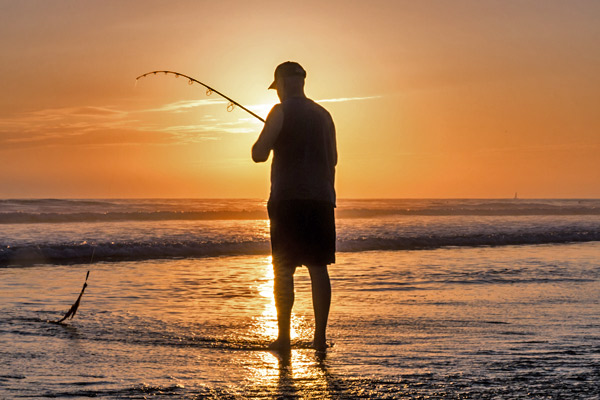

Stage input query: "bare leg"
[
  {"left": 269, "top": 262, "right": 296, "bottom": 351},
  {"left": 307, "top": 265, "right": 331, "bottom": 351}
]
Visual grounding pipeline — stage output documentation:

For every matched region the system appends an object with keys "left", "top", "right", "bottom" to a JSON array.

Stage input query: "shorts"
[{"left": 267, "top": 199, "right": 336, "bottom": 267}]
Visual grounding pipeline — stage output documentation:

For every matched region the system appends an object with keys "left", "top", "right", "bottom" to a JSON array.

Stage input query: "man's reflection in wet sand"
[
  {"left": 272, "top": 350, "right": 348, "bottom": 399},
  {"left": 274, "top": 351, "right": 297, "bottom": 398}
]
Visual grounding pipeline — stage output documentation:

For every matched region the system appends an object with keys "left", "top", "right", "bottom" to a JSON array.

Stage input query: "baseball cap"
[{"left": 268, "top": 61, "right": 306, "bottom": 89}]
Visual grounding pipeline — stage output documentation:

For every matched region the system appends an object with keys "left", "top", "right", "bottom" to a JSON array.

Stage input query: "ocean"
[{"left": 1, "top": 198, "right": 599, "bottom": 399}]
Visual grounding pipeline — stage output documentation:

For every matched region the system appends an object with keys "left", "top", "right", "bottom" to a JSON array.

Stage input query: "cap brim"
[{"left": 268, "top": 80, "right": 276, "bottom": 90}]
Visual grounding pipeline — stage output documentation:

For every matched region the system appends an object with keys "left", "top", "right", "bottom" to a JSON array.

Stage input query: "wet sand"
[{"left": 1, "top": 243, "right": 599, "bottom": 398}]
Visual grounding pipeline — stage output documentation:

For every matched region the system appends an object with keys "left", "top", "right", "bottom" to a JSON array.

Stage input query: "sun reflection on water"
[
  {"left": 254, "top": 255, "right": 303, "bottom": 341},
  {"left": 255, "top": 256, "right": 278, "bottom": 340},
  {"left": 244, "top": 350, "right": 335, "bottom": 398}
]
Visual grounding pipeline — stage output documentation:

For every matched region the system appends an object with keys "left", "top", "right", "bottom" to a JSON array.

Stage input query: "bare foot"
[{"left": 268, "top": 337, "right": 291, "bottom": 352}]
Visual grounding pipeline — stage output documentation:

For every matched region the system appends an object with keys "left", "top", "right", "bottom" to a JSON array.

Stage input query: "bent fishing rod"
[{"left": 136, "top": 70, "right": 265, "bottom": 123}]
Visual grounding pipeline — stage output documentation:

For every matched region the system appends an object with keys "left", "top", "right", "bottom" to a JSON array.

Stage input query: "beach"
[{"left": 1, "top": 199, "right": 599, "bottom": 398}]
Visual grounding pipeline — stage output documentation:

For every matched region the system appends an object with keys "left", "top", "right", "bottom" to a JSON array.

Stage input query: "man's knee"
[
  {"left": 308, "top": 265, "right": 331, "bottom": 289},
  {"left": 307, "top": 264, "right": 329, "bottom": 277}
]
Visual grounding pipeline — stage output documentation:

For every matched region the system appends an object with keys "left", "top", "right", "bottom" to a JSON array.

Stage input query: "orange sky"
[{"left": 1, "top": 0, "right": 599, "bottom": 198}]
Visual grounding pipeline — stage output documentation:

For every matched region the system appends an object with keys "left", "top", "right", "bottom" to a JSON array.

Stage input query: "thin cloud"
[
  {"left": 28, "top": 106, "right": 127, "bottom": 121},
  {"left": 0, "top": 106, "right": 139, "bottom": 148},
  {"left": 241, "top": 94, "right": 382, "bottom": 122},
  {"left": 141, "top": 99, "right": 227, "bottom": 113},
  {"left": 136, "top": 94, "right": 381, "bottom": 120},
  {"left": 315, "top": 95, "right": 382, "bottom": 103},
  {"left": 154, "top": 119, "right": 256, "bottom": 141}
]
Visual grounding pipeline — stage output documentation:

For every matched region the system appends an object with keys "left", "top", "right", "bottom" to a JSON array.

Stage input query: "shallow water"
[{"left": 2, "top": 242, "right": 599, "bottom": 398}]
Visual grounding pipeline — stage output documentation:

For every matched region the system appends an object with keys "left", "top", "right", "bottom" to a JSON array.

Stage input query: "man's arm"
[{"left": 252, "top": 105, "right": 283, "bottom": 163}]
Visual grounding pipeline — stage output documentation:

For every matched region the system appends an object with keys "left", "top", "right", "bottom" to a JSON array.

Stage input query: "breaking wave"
[{"left": 2, "top": 228, "right": 599, "bottom": 266}]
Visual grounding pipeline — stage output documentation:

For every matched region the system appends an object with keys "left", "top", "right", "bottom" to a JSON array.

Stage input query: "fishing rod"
[{"left": 136, "top": 70, "right": 265, "bottom": 123}]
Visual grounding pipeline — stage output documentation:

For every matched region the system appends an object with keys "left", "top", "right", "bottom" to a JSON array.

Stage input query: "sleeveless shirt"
[{"left": 269, "top": 97, "right": 337, "bottom": 205}]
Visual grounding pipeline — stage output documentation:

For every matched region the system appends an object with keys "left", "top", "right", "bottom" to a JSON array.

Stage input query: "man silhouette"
[{"left": 252, "top": 61, "right": 337, "bottom": 352}]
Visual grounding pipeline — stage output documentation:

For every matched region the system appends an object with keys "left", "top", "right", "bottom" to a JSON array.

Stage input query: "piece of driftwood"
[{"left": 57, "top": 270, "right": 90, "bottom": 323}]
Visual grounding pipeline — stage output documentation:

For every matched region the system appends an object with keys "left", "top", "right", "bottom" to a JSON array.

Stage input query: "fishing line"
[
  {"left": 52, "top": 70, "right": 265, "bottom": 326},
  {"left": 55, "top": 69, "right": 263, "bottom": 324},
  {"left": 136, "top": 70, "right": 266, "bottom": 123}
]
